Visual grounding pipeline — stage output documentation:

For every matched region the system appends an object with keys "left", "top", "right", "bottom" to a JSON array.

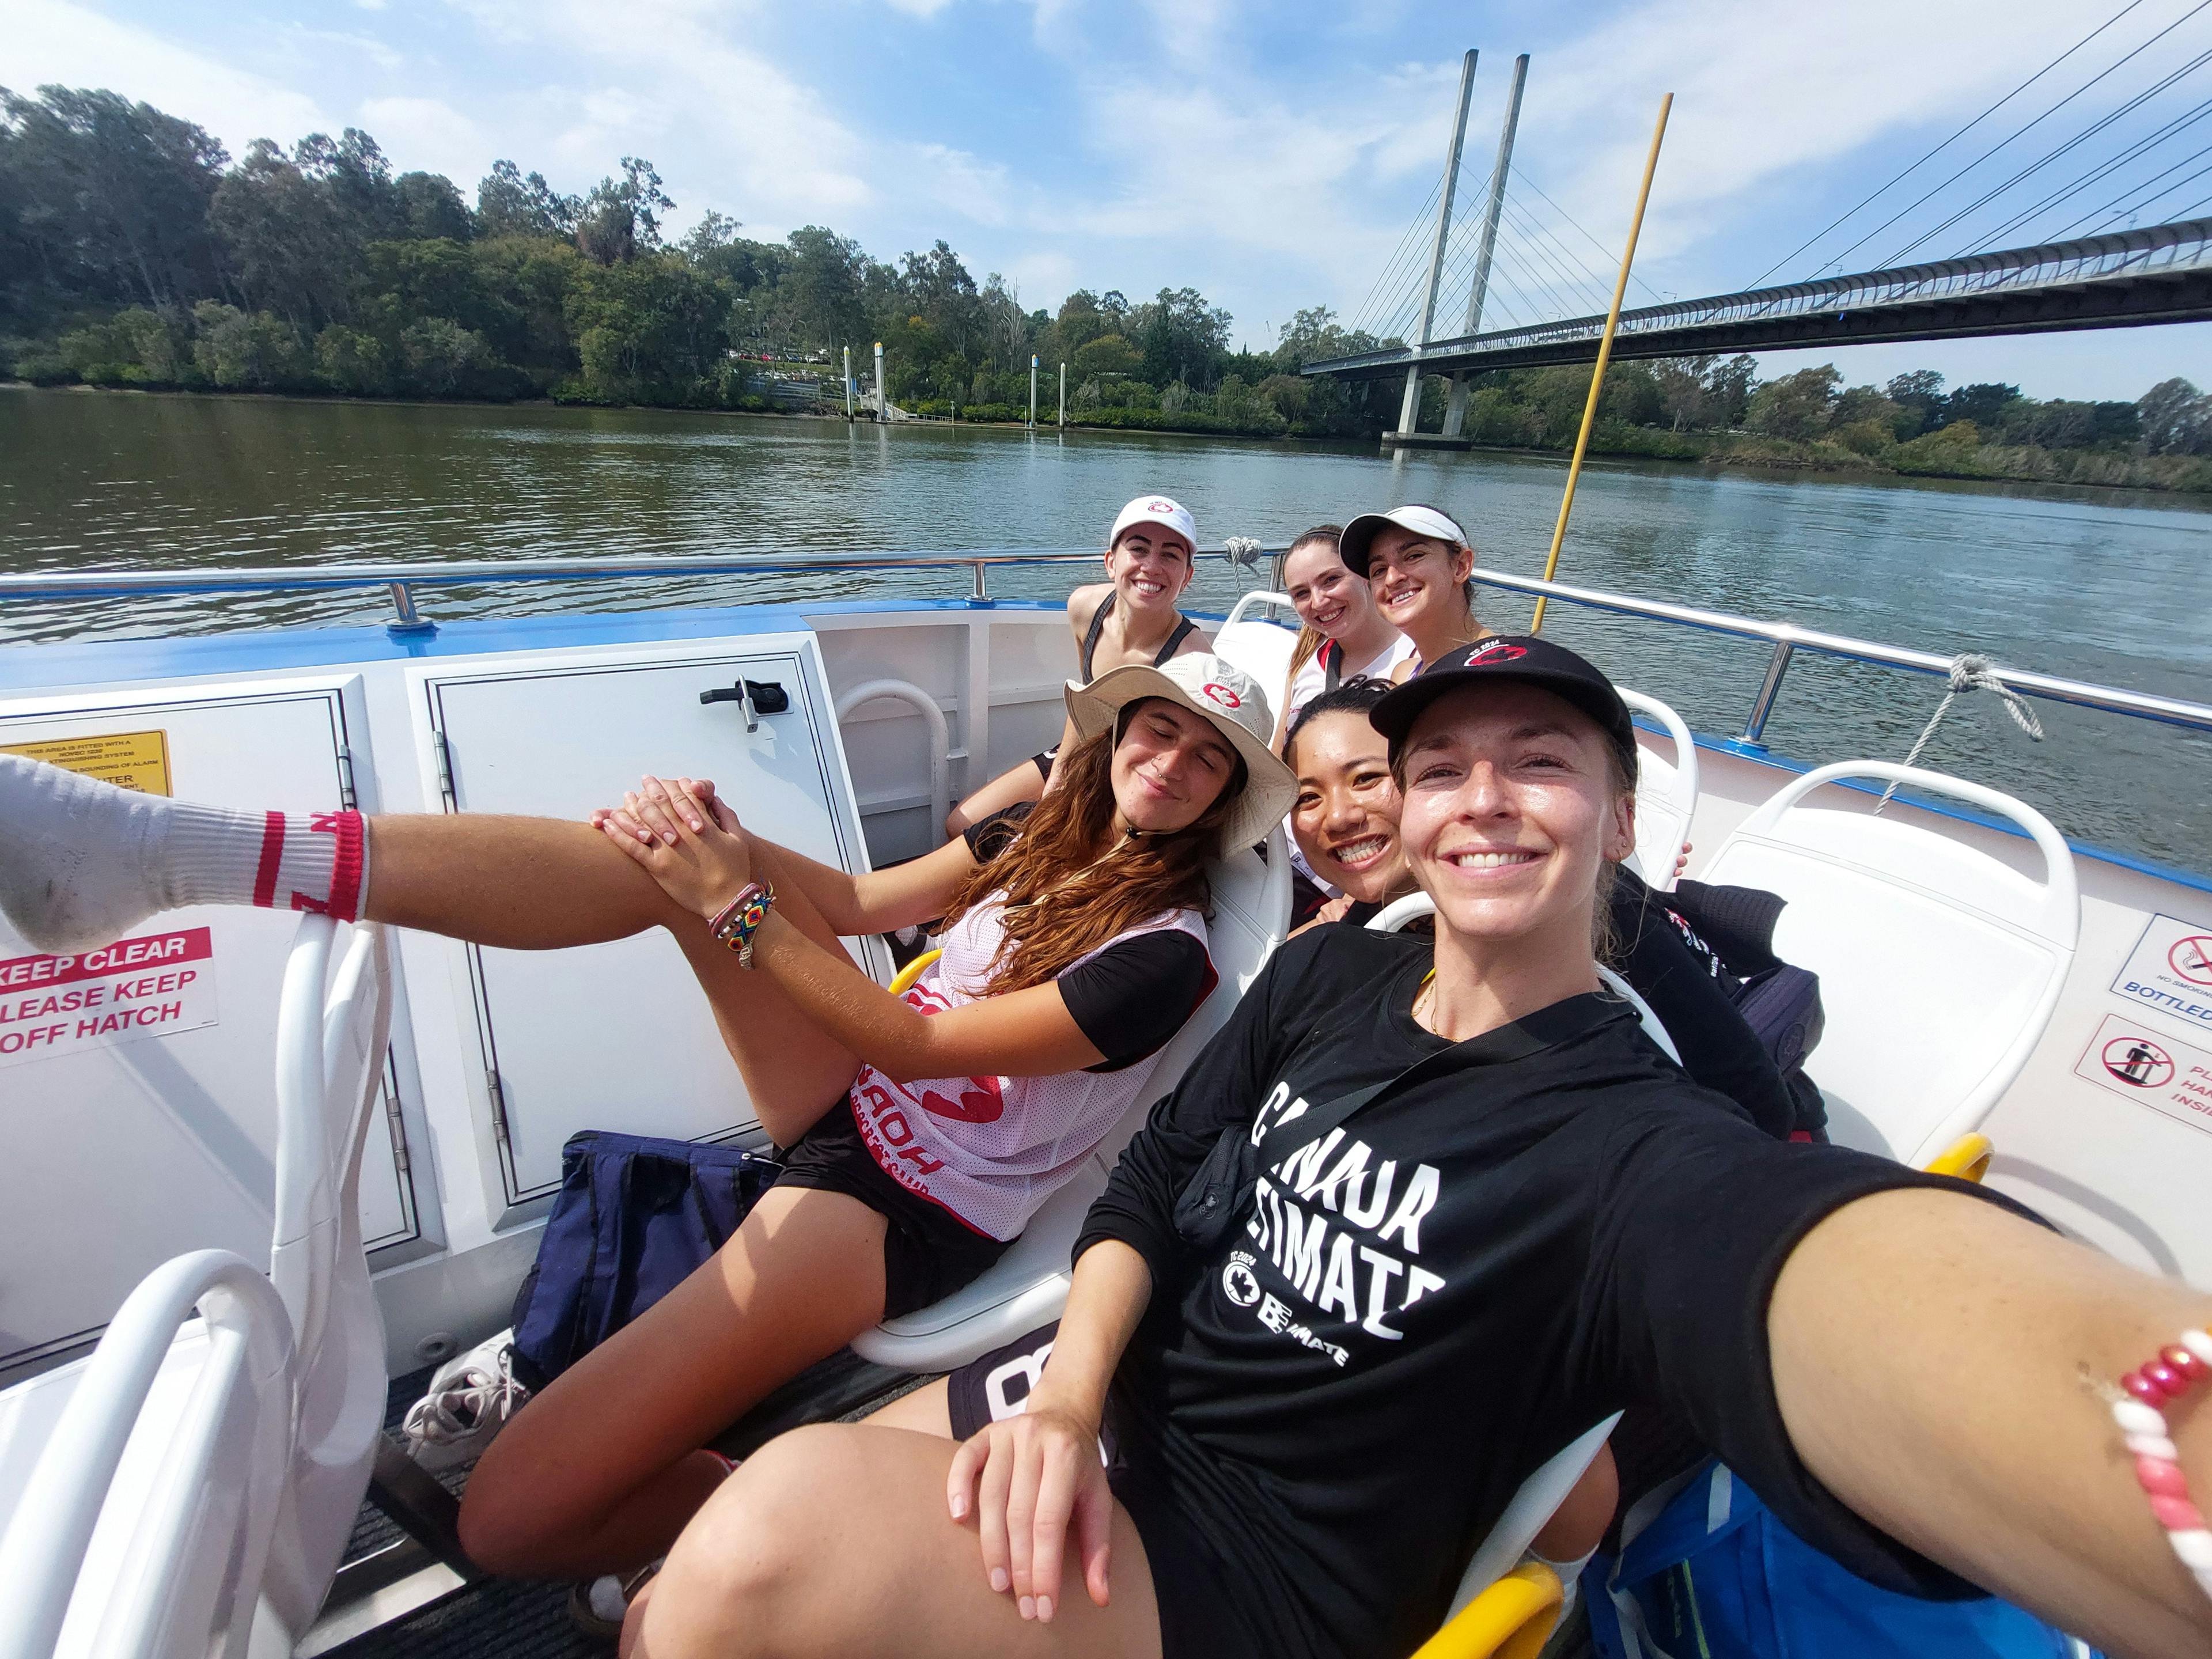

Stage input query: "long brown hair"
[
  {"left": 942, "top": 721, "right": 1238, "bottom": 994},
  {"left": 1278, "top": 523, "right": 1346, "bottom": 698}
]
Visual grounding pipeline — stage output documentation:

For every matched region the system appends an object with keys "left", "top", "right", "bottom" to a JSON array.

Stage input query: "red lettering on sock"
[
  {"left": 252, "top": 811, "right": 286, "bottom": 910},
  {"left": 315, "top": 810, "right": 366, "bottom": 922}
]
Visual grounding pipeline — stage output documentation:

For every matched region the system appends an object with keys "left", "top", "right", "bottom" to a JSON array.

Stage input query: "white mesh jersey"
[{"left": 846, "top": 894, "right": 1213, "bottom": 1241}]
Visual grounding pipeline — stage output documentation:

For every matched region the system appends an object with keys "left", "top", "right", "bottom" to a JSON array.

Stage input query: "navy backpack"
[{"left": 509, "top": 1130, "right": 783, "bottom": 1391}]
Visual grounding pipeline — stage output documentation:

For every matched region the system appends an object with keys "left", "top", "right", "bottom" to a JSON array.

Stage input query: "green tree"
[
  {"left": 393, "top": 171, "right": 472, "bottom": 241},
  {"left": 2139, "top": 377, "right": 2210, "bottom": 456},
  {"left": 565, "top": 252, "right": 730, "bottom": 401},
  {"left": 0, "top": 85, "right": 228, "bottom": 315},
  {"left": 1944, "top": 381, "right": 2022, "bottom": 431},
  {"left": 574, "top": 156, "right": 671, "bottom": 264},
  {"left": 315, "top": 324, "right": 392, "bottom": 395},
  {"left": 1745, "top": 365, "right": 1841, "bottom": 440},
  {"left": 1134, "top": 286, "right": 1232, "bottom": 389},
  {"left": 1885, "top": 369, "right": 1945, "bottom": 437},
  {"left": 475, "top": 159, "right": 576, "bottom": 239},
  {"left": 189, "top": 300, "right": 311, "bottom": 388}
]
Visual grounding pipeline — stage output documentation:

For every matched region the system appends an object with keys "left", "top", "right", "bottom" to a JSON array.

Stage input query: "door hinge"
[
  {"left": 336, "top": 746, "right": 359, "bottom": 810},
  {"left": 382, "top": 1074, "right": 411, "bottom": 1176},
  {"left": 485, "top": 1067, "right": 511, "bottom": 1147},
  {"left": 434, "top": 731, "right": 456, "bottom": 808}
]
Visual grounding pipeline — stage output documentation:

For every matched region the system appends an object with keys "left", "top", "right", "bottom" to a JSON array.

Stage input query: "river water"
[{"left": 2, "top": 387, "right": 2207, "bottom": 872}]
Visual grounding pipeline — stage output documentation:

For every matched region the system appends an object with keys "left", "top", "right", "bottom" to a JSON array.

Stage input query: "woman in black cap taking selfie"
[{"left": 627, "top": 637, "right": 2212, "bottom": 1659}]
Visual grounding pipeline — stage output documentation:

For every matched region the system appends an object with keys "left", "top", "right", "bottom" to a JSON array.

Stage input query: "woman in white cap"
[
  {"left": 946, "top": 495, "right": 1213, "bottom": 837},
  {"left": 620, "top": 637, "right": 2212, "bottom": 1659},
  {"left": 1338, "top": 502, "right": 1491, "bottom": 681},
  {"left": 0, "top": 652, "right": 1296, "bottom": 1593}
]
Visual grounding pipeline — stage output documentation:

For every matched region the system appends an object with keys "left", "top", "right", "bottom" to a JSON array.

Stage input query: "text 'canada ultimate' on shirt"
[{"left": 1076, "top": 925, "right": 2028, "bottom": 1659}]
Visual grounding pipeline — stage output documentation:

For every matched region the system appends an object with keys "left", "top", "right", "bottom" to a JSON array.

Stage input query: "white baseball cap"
[
  {"left": 1339, "top": 503, "right": 1470, "bottom": 576},
  {"left": 1108, "top": 494, "right": 1198, "bottom": 554},
  {"left": 1064, "top": 653, "right": 1296, "bottom": 852}
]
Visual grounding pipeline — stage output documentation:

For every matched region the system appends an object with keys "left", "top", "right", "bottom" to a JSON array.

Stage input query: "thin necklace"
[{"left": 1412, "top": 968, "right": 1437, "bottom": 1029}]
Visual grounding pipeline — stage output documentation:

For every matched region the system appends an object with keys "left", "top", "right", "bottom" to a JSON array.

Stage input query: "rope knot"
[
  {"left": 1875, "top": 651, "right": 2043, "bottom": 814},
  {"left": 1223, "top": 536, "right": 1263, "bottom": 570}
]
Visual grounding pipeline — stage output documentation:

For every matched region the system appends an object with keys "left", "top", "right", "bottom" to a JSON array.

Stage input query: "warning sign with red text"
[
  {"left": 2111, "top": 913, "right": 2212, "bottom": 1037},
  {"left": 0, "top": 927, "right": 219, "bottom": 1069},
  {"left": 2074, "top": 1012, "right": 2212, "bottom": 1138}
]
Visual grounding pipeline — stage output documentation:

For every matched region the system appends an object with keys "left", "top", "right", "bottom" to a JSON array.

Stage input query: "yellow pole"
[{"left": 1531, "top": 93, "right": 1672, "bottom": 634}]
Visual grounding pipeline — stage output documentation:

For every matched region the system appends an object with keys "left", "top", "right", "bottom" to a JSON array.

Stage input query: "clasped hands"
[{"left": 591, "top": 774, "right": 752, "bottom": 919}]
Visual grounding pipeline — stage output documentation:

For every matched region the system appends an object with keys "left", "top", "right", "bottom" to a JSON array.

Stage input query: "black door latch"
[{"left": 699, "top": 679, "right": 789, "bottom": 732}]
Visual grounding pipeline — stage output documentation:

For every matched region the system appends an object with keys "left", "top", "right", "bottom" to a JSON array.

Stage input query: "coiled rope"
[
  {"left": 1874, "top": 652, "right": 2044, "bottom": 813},
  {"left": 1223, "top": 536, "right": 1264, "bottom": 572}
]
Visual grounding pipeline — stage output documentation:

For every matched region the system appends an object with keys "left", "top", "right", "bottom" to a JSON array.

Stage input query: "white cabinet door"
[
  {"left": 0, "top": 681, "right": 420, "bottom": 1379},
  {"left": 423, "top": 642, "right": 870, "bottom": 1200}
]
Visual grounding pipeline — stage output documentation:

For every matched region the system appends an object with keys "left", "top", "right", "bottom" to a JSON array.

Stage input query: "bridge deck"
[{"left": 1305, "top": 217, "right": 2212, "bottom": 380}]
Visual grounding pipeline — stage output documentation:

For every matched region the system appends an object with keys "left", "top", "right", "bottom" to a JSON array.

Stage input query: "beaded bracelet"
[{"left": 2107, "top": 1328, "right": 2212, "bottom": 1604}]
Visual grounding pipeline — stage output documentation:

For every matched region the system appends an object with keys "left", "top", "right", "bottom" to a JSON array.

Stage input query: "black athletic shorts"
[
  {"left": 777, "top": 1094, "right": 1013, "bottom": 1318},
  {"left": 1029, "top": 748, "right": 1057, "bottom": 782},
  {"left": 948, "top": 1323, "right": 1259, "bottom": 1659}
]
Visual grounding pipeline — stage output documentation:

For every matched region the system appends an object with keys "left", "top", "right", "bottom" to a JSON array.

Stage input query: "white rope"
[
  {"left": 1223, "top": 535, "right": 1264, "bottom": 572},
  {"left": 1874, "top": 652, "right": 2044, "bottom": 813}
]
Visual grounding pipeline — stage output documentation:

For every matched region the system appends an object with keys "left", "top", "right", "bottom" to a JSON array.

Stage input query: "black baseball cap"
[{"left": 1369, "top": 635, "right": 1639, "bottom": 783}]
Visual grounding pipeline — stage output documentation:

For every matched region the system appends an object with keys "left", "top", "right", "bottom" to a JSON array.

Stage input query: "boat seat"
[
  {"left": 1209, "top": 591, "right": 1300, "bottom": 709},
  {"left": 853, "top": 825, "right": 1295, "bottom": 1372},
  {"left": 1618, "top": 689, "right": 1699, "bottom": 891},
  {"left": 0, "top": 915, "right": 396, "bottom": 1656},
  {"left": 1700, "top": 761, "right": 2078, "bottom": 1168}
]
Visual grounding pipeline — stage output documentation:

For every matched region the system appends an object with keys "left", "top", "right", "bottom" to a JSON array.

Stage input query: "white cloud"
[
  {"left": 907, "top": 141, "right": 1012, "bottom": 226},
  {"left": 883, "top": 0, "right": 957, "bottom": 16},
  {"left": 358, "top": 95, "right": 487, "bottom": 183},
  {"left": 0, "top": 0, "right": 331, "bottom": 155}
]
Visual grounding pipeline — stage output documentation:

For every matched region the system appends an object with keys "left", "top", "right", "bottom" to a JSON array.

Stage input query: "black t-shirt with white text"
[{"left": 1076, "top": 926, "right": 2024, "bottom": 1659}]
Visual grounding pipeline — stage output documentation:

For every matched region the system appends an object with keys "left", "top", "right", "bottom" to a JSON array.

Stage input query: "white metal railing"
[{"left": 1, "top": 550, "right": 2206, "bottom": 745}]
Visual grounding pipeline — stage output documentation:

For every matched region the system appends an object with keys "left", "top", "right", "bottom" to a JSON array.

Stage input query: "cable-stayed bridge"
[
  {"left": 1301, "top": 215, "right": 2212, "bottom": 383},
  {"left": 1316, "top": 9, "right": 2212, "bottom": 438}
]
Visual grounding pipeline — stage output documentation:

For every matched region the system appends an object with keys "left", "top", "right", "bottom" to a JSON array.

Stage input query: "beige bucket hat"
[{"left": 1063, "top": 653, "right": 1297, "bottom": 851}]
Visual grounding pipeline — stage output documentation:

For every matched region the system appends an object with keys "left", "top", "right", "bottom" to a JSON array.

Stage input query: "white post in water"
[
  {"left": 842, "top": 345, "right": 853, "bottom": 418},
  {"left": 1397, "top": 48, "right": 1478, "bottom": 441},
  {"left": 873, "top": 341, "right": 886, "bottom": 422},
  {"left": 1444, "top": 52, "right": 1528, "bottom": 440},
  {"left": 1030, "top": 355, "right": 1039, "bottom": 428},
  {"left": 1058, "top": 362, "right": 1066, "bottom": 427}
]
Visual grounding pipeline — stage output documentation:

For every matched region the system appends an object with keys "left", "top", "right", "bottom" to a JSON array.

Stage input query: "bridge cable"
[
  {"left": 1498, "top": 190, "right": 1622, "bottom": 315},
  {"left": 1349, "top": 172, "right": 1446, "bottom": 338},
  {"left": 1749, "top": 0, "right": 2154, "bottom": 286},
  {"left": 1965, "top": 92, "right": 2212, "bottom": 248},
  {"left": 1882, "top": 35, "right": 2212, "bottom": 264},
  {"left": 2075, "top": 147, "right": 2212, "bottom": 232},
  {"left": 1514, "top": 168, "right": 1672, "bottom": 304},
  {"left": 1836, "top": 2, "right": 2212, "bottom": 274}
]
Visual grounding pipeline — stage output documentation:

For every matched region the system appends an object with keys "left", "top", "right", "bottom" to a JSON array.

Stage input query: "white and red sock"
[{"left": 0, "top": 753, "right": 370, "bottom": 954}]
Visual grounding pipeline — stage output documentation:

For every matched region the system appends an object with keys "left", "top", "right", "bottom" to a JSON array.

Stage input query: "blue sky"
[{"left": 9, "top": 0, "right": 2212, "bottom": 401}]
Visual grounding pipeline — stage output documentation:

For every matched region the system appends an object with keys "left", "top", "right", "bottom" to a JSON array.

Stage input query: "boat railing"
[{"left": 2, "top": 550, "right": 2207, "bottom": 745}]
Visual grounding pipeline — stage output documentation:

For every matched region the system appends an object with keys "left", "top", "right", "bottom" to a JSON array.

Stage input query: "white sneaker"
[{"left": 401, "top": 1331, "right": 531, "bottom": 1471}]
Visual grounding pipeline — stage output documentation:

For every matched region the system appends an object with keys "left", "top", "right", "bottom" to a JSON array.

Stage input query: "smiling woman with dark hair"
[{"left": 623, "top": 637, "right": 2212, "bottom": 1659}]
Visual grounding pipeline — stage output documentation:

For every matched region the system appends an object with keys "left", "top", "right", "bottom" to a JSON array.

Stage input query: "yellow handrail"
[
  {"left": 1531, "top": 94, "right": 1672, "bottom": 635},
  {"left": 1408, "top": 1562, "right": 1565, "bottom": 1659},
  {"left": 1923, "top": 1131, "right": 1994, "bottom": 1184},
  {"left": 888, "top": 948, "right": 941, "bottom": 997}
]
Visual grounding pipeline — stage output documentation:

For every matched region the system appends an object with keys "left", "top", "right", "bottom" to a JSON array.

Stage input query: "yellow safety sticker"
[{"left": 0, "top": 730, "right": 172, "bottom": 796}]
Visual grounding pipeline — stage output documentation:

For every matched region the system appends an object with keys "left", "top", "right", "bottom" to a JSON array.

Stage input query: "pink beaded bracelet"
[{"left": 2107, "top": 1328, "right": 2212, "bottom": 1604}]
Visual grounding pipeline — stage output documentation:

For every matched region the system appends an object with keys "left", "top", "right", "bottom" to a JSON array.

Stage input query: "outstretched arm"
[
  {"left": 599, "top": 783, "right": 1108, "bottom": 1081},
  {"left": 603, "top": 776, "right": 978, "bottom": 937},
  {"left": 1771, "top": 1189, "right": 2212, "bottom": 1659}
]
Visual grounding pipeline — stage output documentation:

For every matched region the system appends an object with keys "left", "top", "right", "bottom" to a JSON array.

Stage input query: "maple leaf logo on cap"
[
  {"left": 1468, "top": 641, "right": 1528, "bottom": 664},
  {"left": 1203, "top": 681, "right": 1243, "bottom": 709},
  {"left": 1149, "top": 498, "right": 1175, "bottom": 512}
]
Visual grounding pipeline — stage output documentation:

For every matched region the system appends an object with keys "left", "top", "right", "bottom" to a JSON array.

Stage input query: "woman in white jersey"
[
  {"left": 0, "top": 652, "right": 1294, "bottom": 1586},
  {"left": 1338, "top": 502, "right": 1491, "bottom": 681},
  {"left": 1268, "top": 524, "right": 1412, "bottom": 751},
  {"left": 948, "top": 495, "right": 1214, "bottom": 837}
]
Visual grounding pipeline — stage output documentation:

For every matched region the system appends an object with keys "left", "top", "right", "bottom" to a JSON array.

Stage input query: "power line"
[
  {"left": 1812, "top": 0, "right": 2212, "bottom": 277},
  {"left": 1749, "top": 0, "right": 2153, "bottom": 285},
  {"left": 1884, "top": 36, "right": 2212, "bottom": 263}
]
